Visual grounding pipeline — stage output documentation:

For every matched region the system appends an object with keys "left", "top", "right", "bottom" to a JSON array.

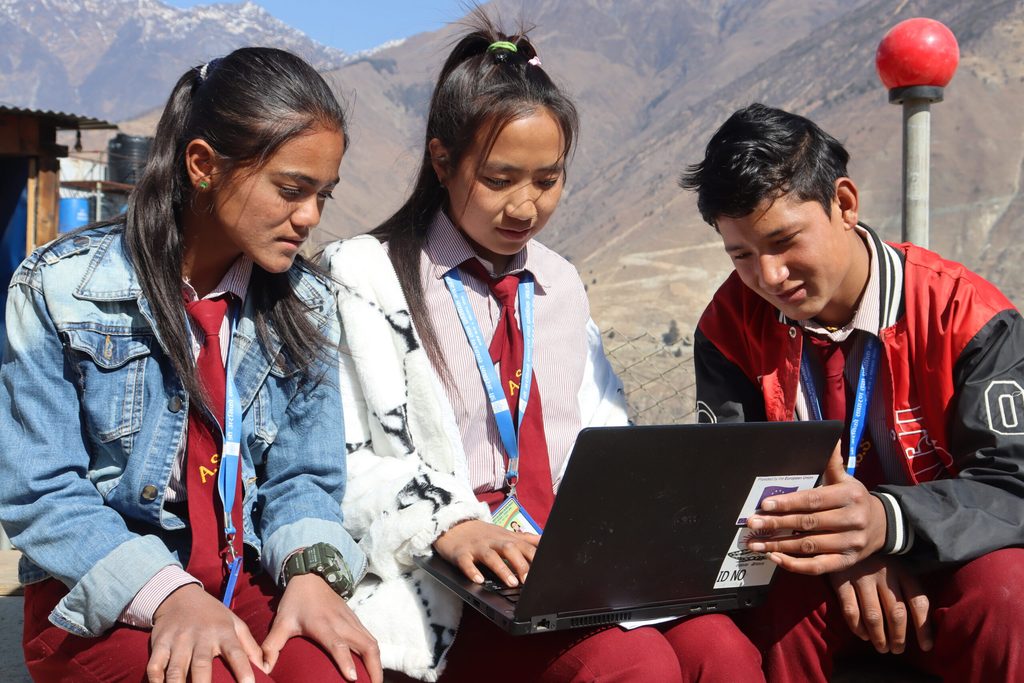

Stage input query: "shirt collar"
[
  {"left": 181, "top": 256, "right": 253, "bottom": 303},
  {"left": 799, "top": 225, "right": 881, "bottom": 342},
  {"left": 425, "top": 211, "right": 551, "bottom": 289}
]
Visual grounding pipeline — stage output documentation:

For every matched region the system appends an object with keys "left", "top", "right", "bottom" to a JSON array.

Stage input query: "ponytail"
[
  {"left": 124, "top": 69, "right": 201, "bottom": 404},
  {"left": 372, "top": 7, "right": 578, "bottom": 372}
]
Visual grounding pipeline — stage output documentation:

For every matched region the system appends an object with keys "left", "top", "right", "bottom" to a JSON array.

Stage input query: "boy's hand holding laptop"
[{"left": 743, "top": 444, "right": 889, "bottom": 574}]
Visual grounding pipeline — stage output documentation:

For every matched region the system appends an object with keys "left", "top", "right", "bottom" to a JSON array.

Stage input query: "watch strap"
[{"left": 283, "top": 543, "right": 354, "bottom": 598}]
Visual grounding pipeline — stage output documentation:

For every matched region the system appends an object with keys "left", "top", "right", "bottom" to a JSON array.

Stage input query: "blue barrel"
[{"left": 58, "top": 197, "right": 92, "bottom": 232}]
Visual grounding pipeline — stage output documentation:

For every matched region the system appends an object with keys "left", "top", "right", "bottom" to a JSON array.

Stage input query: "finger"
[
  {"left": 749, "top": 497, "right": 876, "bottom": 534},
  {"left": 187, "top": 647, "right": 215, "bottom": 683},
  {"left": 218, "top": 641, "right": 257, "bottom": 683},
  {"left": 516, "top": 532, "right": 542, "bottom": 547},
  {"left": 308, "top": 616, "right": 381, "bottom": 683},
  {"left": 900, "top": 571, "right": 933, "bottom": 651},
  {"left": 822, "top": 441, "right": 847, "bottom": 485},
  {"left": 880, "top": 571, "right": 908, "bottom": 655},
  {"left": 164, "top": 639, "right": 194, "bottom": 683},
  {"left": 325, "top": 639, "right": 359, "bottom": 681},
  {"left": 352, "top": 630, "right": 383, "bottom": 683},
  {"left": 854, "top": 575, "right": 888, "bottom": 654},
  {"left": 480, "top": 548, "right": 519, "bottom": 587},
  {"left": 260, "top": 618, "right": 295, "bottom": 673},
  {"left": 497, "top": 543, "right": 530, "bottom": 582},
  {"left": 754, "top": 484, "right": 851, "bottom": 516},
  {"left": 765, "top": 551, "right": 855, "bottom": 576},
  {"left": 455, "top": 553, "right": 484, "bottom": 584},
  {"left": 520, "top": 539, "right": 538, "bottom": 565},
  {"left": 831, "top": 576, "right": 867, "bottom": 640},
  {"left": 146, "top": 642, "right": 172, "bottom": 683},
  {"left": 747, "top": 528, "right": 869, "bottom": 556},
  {"left": 232, "top": 617, "right": 267, "bottom": 674}
]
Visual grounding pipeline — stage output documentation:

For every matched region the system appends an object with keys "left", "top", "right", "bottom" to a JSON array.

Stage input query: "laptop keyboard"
[{"left": 482, "top": 578, "right": 521, "bottom": 604}]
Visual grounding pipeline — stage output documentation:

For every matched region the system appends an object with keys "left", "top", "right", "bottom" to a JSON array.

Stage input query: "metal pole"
[
  {"left": 902, "top": 98, "right": 931, "bottom": 248},
  {"left": 889, "top": 85, "right": 944, "bottom": 248}
]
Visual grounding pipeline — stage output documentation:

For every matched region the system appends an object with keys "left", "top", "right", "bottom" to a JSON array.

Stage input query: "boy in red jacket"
[{"left": 682, "top": 103, "right": 1024, "bottom": 682}]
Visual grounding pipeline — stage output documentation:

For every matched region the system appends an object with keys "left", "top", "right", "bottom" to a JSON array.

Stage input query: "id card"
[{"left": 491, "top": 495, "right": 543, "bottom": 534}]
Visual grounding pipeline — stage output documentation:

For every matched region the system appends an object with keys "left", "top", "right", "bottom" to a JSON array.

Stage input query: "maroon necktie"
[
  {"left": 183, "top": 296, "right": 244, "bottom": 596},
  {"left": 461, "top": 259, "right": 556, "bottom": 527},
  {"left": 805, "top": 333, "right": 883, "bottom": 488}
]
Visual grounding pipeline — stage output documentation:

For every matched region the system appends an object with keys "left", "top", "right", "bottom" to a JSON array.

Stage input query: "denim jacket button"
[
  {"left": 167, "top": 395, "right": 183, "bottom": 413},
  {"left": 140, "top": 485, "right": 159, "bottom": 501}
]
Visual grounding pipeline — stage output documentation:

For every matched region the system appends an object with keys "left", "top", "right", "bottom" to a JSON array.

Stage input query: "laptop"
[{"left": 415, "top": 420, "right": 842, "bottom": 635}]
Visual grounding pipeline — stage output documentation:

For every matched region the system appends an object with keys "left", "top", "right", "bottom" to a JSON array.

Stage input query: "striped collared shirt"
[{"left": 420, "top": 212, "right": 592, "bottom": 494}]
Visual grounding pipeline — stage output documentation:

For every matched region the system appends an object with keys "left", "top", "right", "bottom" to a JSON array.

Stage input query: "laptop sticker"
[
  {"left": 714, "top": 474, "right": 820, "bottom": 590},
  {"left": 734, "top": 474, "right": 820, "bottom": 525}
]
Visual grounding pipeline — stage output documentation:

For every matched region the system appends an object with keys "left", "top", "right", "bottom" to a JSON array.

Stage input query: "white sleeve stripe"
[{"left": 876, "top": 492, "right": 912, "bottom": 554}]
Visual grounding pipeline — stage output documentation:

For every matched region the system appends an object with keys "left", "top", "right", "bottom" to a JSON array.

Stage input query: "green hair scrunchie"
[{"left": 486, "top": 41, "right": 518, "bottom": 53}]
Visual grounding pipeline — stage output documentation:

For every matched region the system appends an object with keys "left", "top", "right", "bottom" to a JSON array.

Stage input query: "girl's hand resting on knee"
[
  {"left": 433, "top": 519, "right": 540, "bottom": 587},
  {"left": 261, "top": 573, "right": 382, "bottom": 683},
  {"left": 149, "top": 583, "right": 266, "bottom": 683}
]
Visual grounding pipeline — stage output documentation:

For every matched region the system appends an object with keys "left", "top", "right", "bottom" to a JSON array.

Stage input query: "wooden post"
[
  {"left": 36, "top": 156, "right": 59, "bottom": 247},
  {"left": 25, "top": 157, "right": 37, "bottom": 254}
]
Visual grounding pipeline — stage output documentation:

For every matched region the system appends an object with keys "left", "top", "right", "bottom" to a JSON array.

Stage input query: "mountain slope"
[{"left": 0, "top": 0, "right": 348, "bottom": 118}]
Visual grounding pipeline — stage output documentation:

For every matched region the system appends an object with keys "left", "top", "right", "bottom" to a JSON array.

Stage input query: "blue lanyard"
[
  {"left": 218, "top": 304, "right": 244, "bottom": 606},
  {"left": 799, "top": 335, "right": 881, "bottom": 476},
  {"left": 187, "top": 302, "right": 244, "bottom": 606},
  {"left": 444, "top": 266, "right": 534, "bottom": 494}
]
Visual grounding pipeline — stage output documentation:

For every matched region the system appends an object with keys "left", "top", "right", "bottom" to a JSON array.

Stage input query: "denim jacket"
[{"left": 0, "top": 224, "right": 364, "bottom": 637}]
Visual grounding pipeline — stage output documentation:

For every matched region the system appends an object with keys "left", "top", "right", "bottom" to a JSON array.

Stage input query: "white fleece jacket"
[{"left": 323, "top": 235, "right": 627, "bottom": 680}]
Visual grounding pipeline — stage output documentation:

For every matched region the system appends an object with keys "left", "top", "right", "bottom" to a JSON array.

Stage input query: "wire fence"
[{"left": 602, "top": 327, "right": 697, "bottom": 425}]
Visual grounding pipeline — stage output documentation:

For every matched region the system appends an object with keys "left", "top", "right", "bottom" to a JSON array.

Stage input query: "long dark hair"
[
  {"left": 126, "top": 46, "right": 347, "bottom": 411},
  {"left": 371, "top": 8, "right": 579, "bottom": 369}
]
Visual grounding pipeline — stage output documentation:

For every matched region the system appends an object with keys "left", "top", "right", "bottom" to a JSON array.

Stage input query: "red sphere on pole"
[{"left": 875, "top": 18, "right": 959, "bottom": 90}]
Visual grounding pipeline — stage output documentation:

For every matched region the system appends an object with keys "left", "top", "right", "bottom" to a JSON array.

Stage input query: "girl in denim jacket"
[{"left": 0, "top": 48, "right": 381, "bottom": 683}]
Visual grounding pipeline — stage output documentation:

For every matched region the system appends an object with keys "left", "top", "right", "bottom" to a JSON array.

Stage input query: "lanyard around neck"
[
  {"left": 444, "top": 267, "right": 534, "bottom": 493},
  {"left": 799, "top": 334, "right": 881, "bottom": 477},
  {"left": 186, "top": 301, "right": 244, "bottom": 605}
]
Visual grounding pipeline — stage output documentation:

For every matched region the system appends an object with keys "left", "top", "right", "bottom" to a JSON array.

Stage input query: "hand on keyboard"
[{"left": 433, "top": 519, "right": 540, "bottom": 588}]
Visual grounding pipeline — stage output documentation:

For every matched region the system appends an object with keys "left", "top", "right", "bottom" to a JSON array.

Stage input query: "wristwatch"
[{"left": 283, "top": 543, "right": 354, "bottom": 598}]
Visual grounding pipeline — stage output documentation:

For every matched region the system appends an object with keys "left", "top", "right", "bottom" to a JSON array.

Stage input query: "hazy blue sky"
[{"left": 165, "top": 1, "right": 468, "bottom": 53}]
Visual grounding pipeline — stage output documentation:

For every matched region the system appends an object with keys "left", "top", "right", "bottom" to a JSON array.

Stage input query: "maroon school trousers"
[
  {"left": 23, "top": 570, "right": 371, "bottom": 683},
  {"left": 432, "top": 607, "right": 762, "bottom": 683},
  {"left": 736, "top": 547, "right": 1024, "bottom": 683}
]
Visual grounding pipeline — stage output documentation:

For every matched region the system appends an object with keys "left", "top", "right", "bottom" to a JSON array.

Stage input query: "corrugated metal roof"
[{"left": 0, "top": 105, "right": 116, "bottom": 130}]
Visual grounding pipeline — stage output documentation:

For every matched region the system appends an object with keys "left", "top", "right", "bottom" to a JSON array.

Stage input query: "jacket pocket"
[
  {"left": 63, "top": 327, "right": 153, "bottom": 466},
  {"left": 248, "top": 384, "right": 278, "bottom": 463}
]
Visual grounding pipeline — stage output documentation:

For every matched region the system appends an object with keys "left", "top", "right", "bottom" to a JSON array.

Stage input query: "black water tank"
[{"left": 107, "top": 134, "right": 153, "bottom": 185}]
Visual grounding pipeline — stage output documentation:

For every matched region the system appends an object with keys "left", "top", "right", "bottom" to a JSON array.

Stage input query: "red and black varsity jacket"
[{"left": 695, "top": 225, "right": 1024, "bottom": 566}]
